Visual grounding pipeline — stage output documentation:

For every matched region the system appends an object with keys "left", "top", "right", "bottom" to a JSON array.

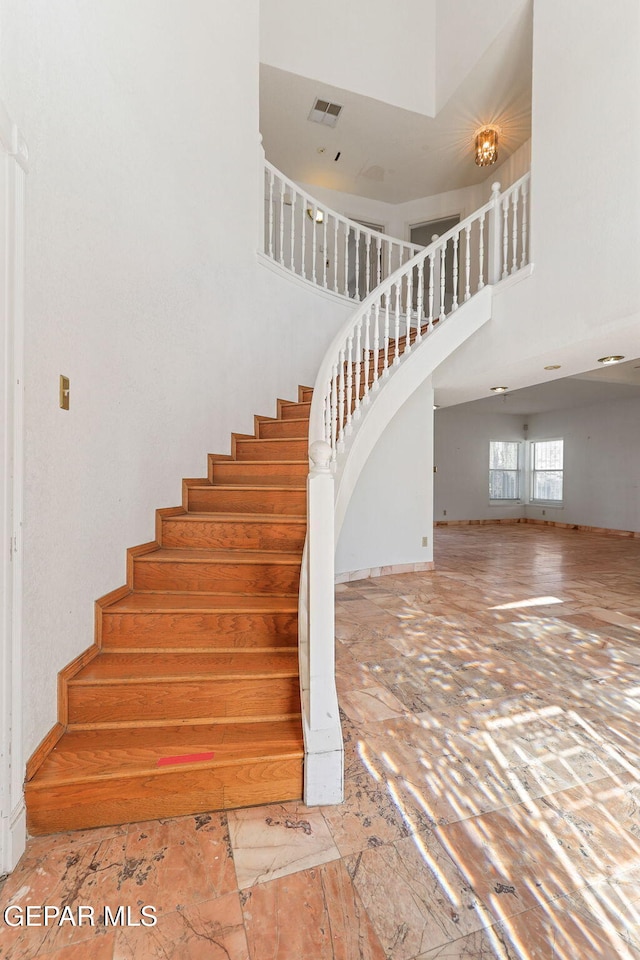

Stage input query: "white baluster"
[
  {"left": 337, "top": 347, "right": 346, "bottom": 450},
  {"left": 501, "top": 194, "right": 509, "bottom": 280},
  {"left": 323, "top": 391, "right": 331, "bottom": 445},
  {"left": 452, "top": 233, "right": 459, "bottom": 311},
  {"left": 354, "top": 320, "right": 362, "bottom": 417},
  {"left": 278, "top": 178, "right": 285, "bottom": 265},
  {"left": 333, "top": 217, "right": 339, "bottom": 292},
  {"left": 354, "top": 229, "right": 360, "bottom": 301},
  {"left": 330, "top": 362, "right": 338, "bottom": 457},
  {"left": 478, "top": 213, "right": 485, "bottom": 290},
  {"left": 301, "top": 195, "right": 307, "bottom": 280},
  {"left": 289, "top": 190, "right": 296, "bottom": 272},
  {"left": 322, "top": 213, "right": 328, "bottom": 288},
  {"left": 393, "top": 281, "right": 401, "bottom": 364},
  {"left": 383, "top": 299, "right": 390, "bottom": 376},
  {"left": 428, "top": 250, "right": 435, "bottom": 330},
  {"left": 343, "top": 226, "right": 349, "bottom": 297},
  {"left": 387, "top": 241, "right": 392, "bottom": 283},
  {"left": 511, "top": 187, "right": 519, "bottom": 274},
  {"left": 405, "top": 271, "right": 413, "bottom": 354},
  {"left": 464, "top": 224, "right": 471, "bottom": 301},
  {"left": 365, "top": 234, "right": 371, "bottom": 297},
  {"left": 311, "top": 205, "right": 318, "bottom": 285},
  {"left": 489, "top": 182, "right": 501, "bottom": 284},
  {"left": 363, "top": 310, "right": 371, "bottom": 403},
  {"left": 439, "top": 240, "right": 446, "bottom": 320},
  {"left": 373, "top": 303, "right": 381, "bottom": 387},
  {"left": 376, "top": 237, "right": 382, "bottom": 286},
  {"left": 416, "top": 262, "right": 424, "bottom": 340},
  {"left": 345, "top": 334, "right": 354, "bottom": 432},
  {"left": 267, "top": 169, "right": 274, "bottom": 259},
  {"left": 520, "top": 180, "right": 529, "bottom": 268}
]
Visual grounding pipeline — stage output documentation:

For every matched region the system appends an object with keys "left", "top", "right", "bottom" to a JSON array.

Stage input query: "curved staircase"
[{"left": 25, "top": 389, "right": 314, "bottom": 835}]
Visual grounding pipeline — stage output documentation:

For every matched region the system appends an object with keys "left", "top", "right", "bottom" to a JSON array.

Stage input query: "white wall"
[
  {"left": 526, "top": 397, "right": 640, "bottom": 532},
  {"left": 260, "top": 0, "right": 437, "bottom": 118},
  {"left": 434, "top": 407, "right": 524, "bottom": 521},
  {"left": 433, "top": 0, "right": 640, "bottom": 406},
  {"left": 0, "top": 0, "right": 352, "bottom": 763},
  {"left": 336, "top": 380, "right": 434, "bottom": 574}
]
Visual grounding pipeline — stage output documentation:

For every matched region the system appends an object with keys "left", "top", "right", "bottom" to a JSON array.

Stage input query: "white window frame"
[
  {"left": 488, "top": 440, "right": 522, "bottom": 502},
  {"left": 530, "top": 438, "right": 564, "bottom": 504}
]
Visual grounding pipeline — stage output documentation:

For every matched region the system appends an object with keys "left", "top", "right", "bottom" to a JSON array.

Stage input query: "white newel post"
[
  {"left": 303, "top": 440, "right": 343, "bottom": 807},
  {"left": 307, "top": 441, "right": 335, "bottom": 731},
  {"left": 488, "top": 181, "right": 502, "bottom": 284}
]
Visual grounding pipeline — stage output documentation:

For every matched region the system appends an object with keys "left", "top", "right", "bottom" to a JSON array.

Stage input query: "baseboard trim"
[
  {"left": 435, "top": 518, "right": 640, "bottom": 538},
  {"left": 1, "top": 798, "right": 26, "bottom": 874},
  {"left": 335, "top": 561, "right": 435, "bottom": 584}
]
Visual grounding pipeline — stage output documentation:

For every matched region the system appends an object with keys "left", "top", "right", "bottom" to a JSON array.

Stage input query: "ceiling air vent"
[{"left": 308, "top": 98, "right": 343, "bottom": 128}]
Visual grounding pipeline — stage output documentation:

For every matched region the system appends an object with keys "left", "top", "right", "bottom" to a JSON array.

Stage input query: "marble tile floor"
[{"left": 2, "top": 524, "right": 640, "bottom": 959}]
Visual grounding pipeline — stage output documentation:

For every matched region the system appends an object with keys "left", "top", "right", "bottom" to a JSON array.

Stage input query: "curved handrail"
[
  {"left": 308, "top": 173, "right": 531, "bottom": 456},
  {"left": 263, "top": 159, "right": 422, "bottom": 301}
]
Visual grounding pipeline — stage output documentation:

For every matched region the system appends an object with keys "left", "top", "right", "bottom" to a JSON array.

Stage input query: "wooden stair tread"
[
  {"left": 106, "top": 593, "right": 299, "bottom": 613},
  {"left": 136, "top": 547, "right": 302, "bottom": 564},
  {"left": 190, "top": 483, "right": 306, "bottom": 491},
  {"left": 29, "top": 719, "right": 304, "bottom": 786},
  {"left": 71, "top": 650, "right": 299, "bottom": 683},
  {"left": 169, "top": 512, "right": 306, "bottom": 525}
]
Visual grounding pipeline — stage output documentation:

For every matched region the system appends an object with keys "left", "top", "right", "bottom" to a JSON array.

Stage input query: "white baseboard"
[
  {"left": 335, "top": 560, "right": 435, "bottom": 584},
  {"left": 0, "top": 797, "right": 26, "bottom": 875}
]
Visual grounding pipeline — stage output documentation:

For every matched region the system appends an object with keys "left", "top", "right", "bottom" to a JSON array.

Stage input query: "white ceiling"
[
  {"left": 441, "top": 358, "right": 640, "bottom": 416},
  {"left": 259, "top": 1, "right": 532, "bottom": 203}
]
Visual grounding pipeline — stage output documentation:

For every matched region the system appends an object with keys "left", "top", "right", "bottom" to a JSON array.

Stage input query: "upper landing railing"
[{"left": 263, "top": 160, "right": 422, "bottom": 301}]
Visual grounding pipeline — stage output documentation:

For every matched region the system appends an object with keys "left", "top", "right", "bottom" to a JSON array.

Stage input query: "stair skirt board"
[{"left": 25, "top": 391, "right": 311, "bottom": 835}]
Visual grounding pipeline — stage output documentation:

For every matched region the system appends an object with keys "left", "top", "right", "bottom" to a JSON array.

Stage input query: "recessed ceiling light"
[
  {"left": 490, "top": 386, "right": 508, "bottom": 393},
  {"left": 544, "top": 364, "right": 561, "bottom": 370},
  {"left": 598, "top": 355, "right": 625, "bottom": 364}
]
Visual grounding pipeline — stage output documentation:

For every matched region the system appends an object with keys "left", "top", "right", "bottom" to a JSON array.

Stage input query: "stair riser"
[
  {"left": 257, "top": 420, "right": 309, "bottom": 440},
  {"left": 26, "top": 757, "right": 303, "bottom": 835},
  {"left": 161, "top": 518, "right": 306, "bottom": 551},
  {"left": 132, "top": 560, "right": 301, "bottom": 594},
  {"left": 301, "top": 389, "right": 313, "bottom": 403},
  {"left": 280, "top": 403, "right": 310, "bottom": 420},
  {"left": 68, "top": 677, "right": 300, "bottom": 724},
  {"left": 101, "top": 612, "right": 298, "bottom": 649},
  {"left": 210, "top": 461, "right": 308, "bottom": 486},
  {"left": 187, "top": 486, "right": 306, "bottom": 515},
  {"left": 235, "top": 439, "right": 307, "bottom": 461}
]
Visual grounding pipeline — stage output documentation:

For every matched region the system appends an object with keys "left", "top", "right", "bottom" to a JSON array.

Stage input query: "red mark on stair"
[{"left": 157, "top": 751, "right": 215, "bottom": 766}]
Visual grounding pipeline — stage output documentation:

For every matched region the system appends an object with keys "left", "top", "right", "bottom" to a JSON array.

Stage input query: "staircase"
[{"left": 25, "top": 389, "right": 314, "bottom": 835}]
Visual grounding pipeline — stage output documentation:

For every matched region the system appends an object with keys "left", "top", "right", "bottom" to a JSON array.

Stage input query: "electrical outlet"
[
  {"left": 542, "top": 509, "right": 546, "bottom": 516},
  {"left": 443, "top": 509, "right": 447, "bottom": 516},
  {"left": 422, "top": 536, "right": 429, "bottom": 547}
]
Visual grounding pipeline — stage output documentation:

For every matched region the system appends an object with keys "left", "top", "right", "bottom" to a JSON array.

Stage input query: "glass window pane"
[
  {"left": 489, "top": 441, "right": 519, "bottom": 470},
  {"left": 533, "top": 470, "right": 563, "bottom": 501},
  {"left": 490, "top": 470, "right": 519, "bottom": 499},
  {"left": 533, "top": 440, "right": 563, "bottom": 470}
]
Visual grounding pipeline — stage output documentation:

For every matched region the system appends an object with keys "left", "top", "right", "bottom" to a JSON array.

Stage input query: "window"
[
  {"left": 489, "top": 441, "right": 521, "bottom": 500},
  {"left": 531, "top": 439, "right": 564, "bottom": 502}
]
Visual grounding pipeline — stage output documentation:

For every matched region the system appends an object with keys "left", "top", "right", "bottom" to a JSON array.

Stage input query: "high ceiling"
[
  {"left": 441, "top": 358, "right": 640, "bottom": 416},
  {"left": 259, "top": 2, "right": 532, "bottom": 203}
]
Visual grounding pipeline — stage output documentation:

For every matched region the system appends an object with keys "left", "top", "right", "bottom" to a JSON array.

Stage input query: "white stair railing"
[
  {"left": 300, "top": 173, "right": 531, "bottom": 805},
  {"left": 263, "top": 160, "right": 421, "bottom": 300}
]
